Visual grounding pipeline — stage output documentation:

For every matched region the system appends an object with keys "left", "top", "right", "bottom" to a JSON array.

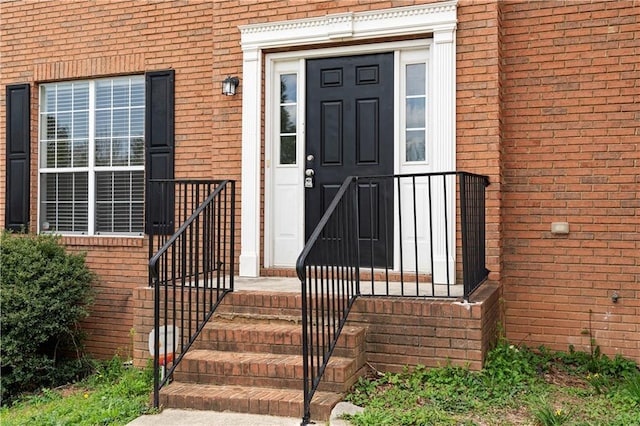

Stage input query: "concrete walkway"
[
  {"left": 126, "top": 409, "right": 301, "bottom": 426},
  {"left": 126, "top": 402, "right": 361, "bottom": 426}
]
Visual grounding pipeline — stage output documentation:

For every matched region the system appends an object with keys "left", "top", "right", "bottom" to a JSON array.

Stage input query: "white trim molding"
[
  {"left": 238, "top": 47, "right": 262, "bottom": 277},
  {"left": 238, "top": 1, "right": 457, "bottom": 277},
  {"left": 240, "top": 2, "right": 457, "bottom": 50}
]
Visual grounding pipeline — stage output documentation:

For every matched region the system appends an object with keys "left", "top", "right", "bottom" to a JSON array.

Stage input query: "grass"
[
  {"left": 344, "top": 340, "right": 640, "bottom": 426},
  {"left": 0, "top": 357, "right": 155, "bottom": 426},
  {"left": 2, "top": 342, "right": 638, "bottom": 426}
]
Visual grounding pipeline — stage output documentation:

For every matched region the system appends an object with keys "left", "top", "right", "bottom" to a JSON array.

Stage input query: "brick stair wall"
[
  {"left": 132, "top": 282, "right": 500, "bottom": 419},
  {"left": 134, "top": 290, "right": 367, "bottom": 421}
]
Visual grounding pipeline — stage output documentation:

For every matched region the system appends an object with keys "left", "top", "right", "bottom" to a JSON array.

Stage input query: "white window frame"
[
  {"left": 263, "top": 42, "right": 433, "bottom": 269},
  {"left": 276, "top": 72, "right": 299, "bottom": 167},
  {"left": 266, "top": 62, "right": 306, "bottom": 267},
  {"left": 400, "top": 49, "right": 431, "bottom": 166},
  {"left": 37, "top": 76, "right": 145, "bottom": 237}
]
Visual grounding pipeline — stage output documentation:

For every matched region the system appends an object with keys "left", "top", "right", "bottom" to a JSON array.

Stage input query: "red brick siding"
[
  {"left": 457, "top": 1, "right": 503, "bottom": 283},
  {"left": 1, "top": 0, "right": 220, "bottom": 356},
  {"left": 348, "top": 283, "right": 501, "bottom": 372},
  {"left": 3, "top": 0, "right": 499, "bottom": 358},
  {"left": 501, "top": 0, "right": 639, "bottom": 361},
  {"left": 3, "top": 0, "right": 635, "bottom": 366},
  {"left": 64, "top": 237, "right": 147, "bottom": 358}
]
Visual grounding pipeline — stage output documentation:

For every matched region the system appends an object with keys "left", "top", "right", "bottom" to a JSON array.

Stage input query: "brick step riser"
[
  {"left": 221, "top": 293, "right": 303, "bottom": 310},
  {"left": 172, "top": 371, "right": 356, "bottom": 394},
  {"left": 191, "top": 340, "right": 363, "bottom": 359},
  {"left": 192, "top": 325, "right": 365, "bottom": 357},
  {"left": 159, "top": 383, "right": 341, "bottom": 420},
  {"left": 218, "top": 292, "right": 363, "bottom": 316},
  {"left": 173, "top": 354, "right": 365, "bottom": 393},
  {"left": 158, "top": 396, "right": 336, "bottom": 421},
  {"left": 215, "top": 307, "right": 364, "bottom": 321},
  {"left": 159, "top": 393, "right": 308, "bottom": 418}
]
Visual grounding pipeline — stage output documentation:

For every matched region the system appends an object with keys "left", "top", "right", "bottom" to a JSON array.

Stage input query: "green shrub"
[{"left": 0, "top": 232, "right": 95, "bottom": 405}]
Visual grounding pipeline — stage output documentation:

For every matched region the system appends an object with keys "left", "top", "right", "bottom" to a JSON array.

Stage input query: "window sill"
[{"left": 61, "top": 235, "right": 145, "bottom": 248}]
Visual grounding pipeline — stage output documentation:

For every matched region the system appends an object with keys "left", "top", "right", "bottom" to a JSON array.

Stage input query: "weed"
[
  {"left": 481, "top": 339, "right": 541, "bottom": 399},
  {"left": 529, "top": 396, "right": 573, "bottom": 426},
  {"left": 586, "top": 372, "right": 611, "bottom": 395},
  {"left": 345, "top": 341, "right": 639, "bottom": 426},
  {"left": 343, "top": 405, "right": 457, "bottom": 426},
  {"left": 622, "top": 372, "right": 640, "bottom": 403}
]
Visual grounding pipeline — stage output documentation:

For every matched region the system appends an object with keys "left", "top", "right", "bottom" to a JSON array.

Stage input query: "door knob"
[{"left": 305, "top": 169, "right": 315, "bottom": 177}]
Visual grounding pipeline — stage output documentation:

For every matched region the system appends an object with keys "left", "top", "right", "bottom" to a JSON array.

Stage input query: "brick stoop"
[
  {"left": 133, "top": 283, "right": 501, "bottom": 420},
  {"left": 158, "top": 291, "right": 367, "bottom": 421}
]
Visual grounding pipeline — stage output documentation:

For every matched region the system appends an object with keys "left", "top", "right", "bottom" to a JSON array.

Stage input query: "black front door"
[{"left": 305, "top": 53, "right": 394, "bottom": 267}]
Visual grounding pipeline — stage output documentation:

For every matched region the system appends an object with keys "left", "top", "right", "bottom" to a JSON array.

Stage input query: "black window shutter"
[
  {"left": 5, "top": 84, "right": 30, "bottom": 233},
  {"left": 145, "top": 70, "right": 175, "bottom": 235}
]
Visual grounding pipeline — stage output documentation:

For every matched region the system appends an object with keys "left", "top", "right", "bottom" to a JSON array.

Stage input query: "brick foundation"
[{"left": 132, "top": 282, "right": 500, "bottom": 372}]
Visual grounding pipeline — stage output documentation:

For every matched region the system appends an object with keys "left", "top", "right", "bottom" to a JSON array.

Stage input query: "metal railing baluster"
[
  {"left": 297, "top": 171, "right": 489, "bottom": 424},
  {"left": 149, "top": 180, "right": 235, "bottom": 409}
]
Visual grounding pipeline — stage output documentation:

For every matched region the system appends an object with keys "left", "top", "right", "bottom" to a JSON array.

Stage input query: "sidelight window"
[
  {"left": 404, "top": 63, "right": 427, "bottom": 162},
  {"left": 278, "top": 73, "right": 297, "bottom": 165}
]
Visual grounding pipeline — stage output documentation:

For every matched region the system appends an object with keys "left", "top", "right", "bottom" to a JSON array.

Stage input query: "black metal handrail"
[
  {"left": 460, "top": 172, "right": 490, "bottom": 296},
  {"left": 296, "top": 171, "right": 489, "bottom": 424},
  {"left": 148, "top": 179, "right": 235, "bottom": 408},
  {"left": 296, "top": 178, "right": 360, "bottom": 426}
]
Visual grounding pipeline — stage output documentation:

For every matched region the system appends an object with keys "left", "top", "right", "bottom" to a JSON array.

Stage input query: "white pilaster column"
[
  {"left": 432, "top": 25, "right": 456, "bottom": 173},
  {"left": 431, "top": 25, "right": 457, "bottom": 283},
  {"left": 239, "top": 47, "right": 261, "bottom": 277}
]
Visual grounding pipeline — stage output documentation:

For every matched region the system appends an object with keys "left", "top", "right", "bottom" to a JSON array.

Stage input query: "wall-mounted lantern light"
[{"left": 222, "top": 76, "right": 239, "bottom": 96}]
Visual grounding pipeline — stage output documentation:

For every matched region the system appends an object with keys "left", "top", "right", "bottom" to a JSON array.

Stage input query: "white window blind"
[{"left": 39, "top": 76, "right": 145, "bottom": 235}]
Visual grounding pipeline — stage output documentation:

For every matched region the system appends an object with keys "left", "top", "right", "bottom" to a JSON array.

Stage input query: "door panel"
[
  {"left": 356, "top": 99, "right": 379, "bottom": 164},
  {"left": 321, "top": 101, "right": 343, "bottom": 165},
  {"left": 357, "top": 183, "right": 379, "bottom": 240},
  {"left": 305, "top": 53, "right": 394, "bottom": 267}
]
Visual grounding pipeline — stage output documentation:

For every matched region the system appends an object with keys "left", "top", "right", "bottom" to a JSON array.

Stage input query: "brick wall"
[
  {"left": 348, "top": 282, "right": 500, "bottom": 372},
  {"left": 1, "top": 0, "right": 220, "bottom": 356},
  {"left": 65, "top": 237, "right": 148, "bottom": 358},
  {"left": 4, "top": 0, "right": 635, "bottom": 366},
  {"left": 501, "top": 0, "right": 639, "bottom": 361},
  {"left": 2, "top": 0, "right": 503, "bottom": 359},
  {"left": 457, "top": 0, "right": 503, "bottom": 283}
]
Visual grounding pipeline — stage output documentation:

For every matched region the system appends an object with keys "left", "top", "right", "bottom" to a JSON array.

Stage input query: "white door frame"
[{"left": 239, "top": 2, "right": 457, "bottom": 277}]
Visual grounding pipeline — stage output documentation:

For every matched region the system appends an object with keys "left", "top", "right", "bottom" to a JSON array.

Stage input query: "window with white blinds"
[{"left": 39, "top": 76, "right": 145, "bottom": 235}]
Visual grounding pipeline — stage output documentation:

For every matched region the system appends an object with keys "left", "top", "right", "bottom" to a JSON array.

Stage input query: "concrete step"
[
  {"left": 174, "top": 349, "right": 364, "bottom": 393},
  {"left": 159, "top": 382, "right": 342, "bottom": 421},
  {"left": 193, "top": 321, "right": 366, "bottom": 359}
]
